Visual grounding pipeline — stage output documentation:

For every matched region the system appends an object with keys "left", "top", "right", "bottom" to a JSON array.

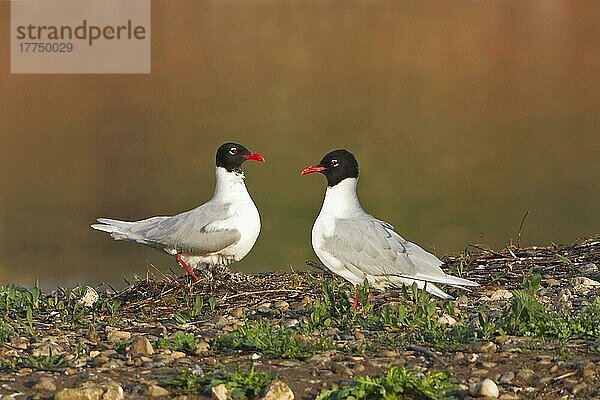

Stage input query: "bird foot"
[{"left": 176, "top": 254, "right": 199, "bottom": 282}]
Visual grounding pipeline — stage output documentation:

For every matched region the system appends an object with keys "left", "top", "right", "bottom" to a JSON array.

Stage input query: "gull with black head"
[
  {"left": 302, "top": 149, "right": 478, "bottom": 304},
  {"left": 92, "top": 142, "right": 265, "bottom": 282}
]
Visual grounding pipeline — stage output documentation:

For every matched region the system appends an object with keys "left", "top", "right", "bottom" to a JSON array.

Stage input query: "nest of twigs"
[{"left": 112, "top": 235, "right": 599, "bottom": 319}]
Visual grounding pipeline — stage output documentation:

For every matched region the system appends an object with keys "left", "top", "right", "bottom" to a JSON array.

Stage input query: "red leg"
[
  {"left": 353, "top": 287, "right": 359, "bottom": 310},
  {"left": 176, "top": 254, "right": 199, "bottom": 282}
]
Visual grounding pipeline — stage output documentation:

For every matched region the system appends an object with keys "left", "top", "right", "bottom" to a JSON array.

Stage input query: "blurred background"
[{"left": 0, "top": 1, "right": 598, "bottom": 289}]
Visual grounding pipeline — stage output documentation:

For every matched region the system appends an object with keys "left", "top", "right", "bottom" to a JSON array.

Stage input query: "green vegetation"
[
  {"left": 162, "top": 364, "right": 274, "bottom": 398},
  {"left": 0, "top": 317, "right": 14, "bottom": 344},
  {"left": 497, "top": 274, "right": 600, "bottom": 340},
  {"left": 1, "top": 350, "right": 71, "bottom": 372},
  {"left": 316, "top": 366, "right": 456, "bottom": 400},
  {"left": 212, "top": 320, "right": 334, "bottom": 359},
  {"left": 155, "top": 331, "right": 199, "bottom": 355}
]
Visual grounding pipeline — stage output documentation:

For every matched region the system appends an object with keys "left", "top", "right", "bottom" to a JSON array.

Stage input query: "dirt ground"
[{"left": 0, "top": 236, "right": 598, "bottom": 399}]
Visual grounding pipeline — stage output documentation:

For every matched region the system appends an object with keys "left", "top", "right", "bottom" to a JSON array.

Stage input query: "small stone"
[
  {"left": 103, "top": 381, "right": 125, "bottom": 400},
  {"left": 498, "top": 394, "right": 519, "bottom": 400},
  {"left": 261, "top": 380, "right": 294, "bottom": 400},
  {"left": 215, "top": 316, "right": 229, "bottom": 328},
  {"left": 55, "top": 380, "right": 123, "bottom": 400},
  {"left": 257, "top": 302, "right": 272, "bottom": 313},
  {"left": 211, "top": 383, "right": 228, "bottom": 400},
  {"left": 516, "top": 368, "right": 535, "bottom": 381},
  {"left": 577, "top": 362, "right": 595, "bottom": 378},
  {"left": 471, "top": 369, "right": 489, "bottom": 377},
  {"left": 545, "top": 278, "right": 560, "bottom": 286},
  {"left": 93, "top": 355, "right": 110, "bottom": 365},
  {"left": 438, "top": 314, "right": 458, "bottom": 326},
  {"left": 469, "top": 341, "right": 497, "bottom": 354},
  {"left": 470, "top": 378, "right": 499, "bottom": 398},
  {"left": 536, "top": 355, "right": 552, "bottom": 365},
  {"left": 490, "top": 289, "right": 513, "bottom": 301},
  {"left": 89, "top": 350, "right": 101, "bottom": 358},
  {"left": 375, "top": 350, "right": 397, "bottom": 358},
  {"left": 77, "top": 286, "right": 99, "bottom": 307},
  {"left": 171, "top": 351, "right": 186, "bottom": 359},
  {"left": 231, "top": 308, "right": 244, "bottom": 318},
  {"left": 128, "top": 337, "right": 154, "bottom": 357},
  {"left": 354, "top": 330, "right": 365, "bottom": 340},
  {"left": 494, "top": 336, "right": 510, "bottom": 345},
  {"left": 499, "top": 371, "right": 515, "bottom": 384},
  {"left": 32, "top": 340, "right": 62, "bottom": 357},
  {"left": 274, "top": 301, "right": 290, "bottom": 310},
  {"left": 32, "top": 376, "right": 56, "bottom": 392},
  {"left": 146, "top": 385, "right": 170, "bottom": 397},
  {"left": 559, "top": 287, "right": 571, "bottom": 299},
  {"left": 571, "top": 382, "right": 587, "bottom": 394},
  {"left": 331, "top": 362, "right": 351, "bottom": 375},
  {"left": 107, "top": 331, "right": 131, "bottom": 343},
  {"left": 195, "top": 341, "right": 210, "bottom": 355},
  {"left": 284, "top": 319, "right": 300, "bottom": 328},
  {"left": 354, "top": 364, "right": 365, "bottom": 373}
]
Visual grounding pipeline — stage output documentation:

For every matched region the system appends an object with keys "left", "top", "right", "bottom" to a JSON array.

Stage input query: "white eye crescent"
[
  {"left": 229, "top": 147, "right": 238, "bottom": 155},
  {"left": 331, "top": 159, "right": 339, "bottom": 167}
]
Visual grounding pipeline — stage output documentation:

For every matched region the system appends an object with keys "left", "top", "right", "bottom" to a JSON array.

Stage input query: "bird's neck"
[
  {"left": 211, "top": 167, "right": 251, "bottom": 202},
  {"left": 320, "top": 178, "right": 363, "bottom": 218}
]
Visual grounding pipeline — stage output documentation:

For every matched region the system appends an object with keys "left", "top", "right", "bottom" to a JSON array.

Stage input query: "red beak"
[
  {"left": 301, "top": 165, "right": 326, "bottom": 175},
  {"left": 242, "top": 153, "right": 266, "bottom": 162}
]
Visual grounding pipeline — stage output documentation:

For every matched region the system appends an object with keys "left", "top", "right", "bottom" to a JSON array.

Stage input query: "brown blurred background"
[{"left": 0, "top": 1, "right": 598, "bottom": 289}]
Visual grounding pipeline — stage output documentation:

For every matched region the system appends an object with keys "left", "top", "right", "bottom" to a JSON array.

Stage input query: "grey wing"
[
  {"left": 95, "top": 203, "right": 241, "bottom": 255},
  {"left": 321, "top": 216, "right": 448, "bottom": 281}
]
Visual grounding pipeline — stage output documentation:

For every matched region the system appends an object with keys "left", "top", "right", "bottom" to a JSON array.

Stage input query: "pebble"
[
  {"left": 32, "top": 340, "right": 62, "bottom": 357},
  {"left": 469, "top": 341, "right": 497, "bottom": 354},
  {"left": 171, "top": 351, "right": 186, "bottom": 359},
  {"left": 146, "top": 384, "right": 170, "bottom": 397},
  {"left": 489, "top": 289, "right": 513, "bottom": 301},
  {"left": 211, "top": 383, "right": 228, "bottom": 400},
  {"left": 195, "top": 341, "right": 210, "bottom": 355},
  {"left": 499, "top": 371, "right": 515, "bottom": 384},
  {"left": 577, "top": 361, "right": 595, "bottom": 378},
  {"left": 571, "top": 382, "right": 587, "bottom": 394},
  {"left": 471, "top": 369, "right": 490, "bottom": 377},
  {"left": 106, "top": 331, "right": 131, "bottom": 342},
  {"left": 31, "top": 376, "right": 56, "bottom": 392},
  {"left": 331, "top": 362, "right": 352, "bottom": 375},
  {"left": 215, "top": 316, "right": 229, "bottom": 328},
  {"left": 274, "top": 300, "right": 290, "bottom": 310},
  {"left": 498, "top": 394, "right": 519, "bottom": 400},
  {"left": 353, "top": 330, "right": 365, "bottom": 340},
  {"left": 257, "top": 302, "right": 272, "bottom": 313},
  {"left": 284, "top": 319, "right": 300, "bottom": 328},
  {"left": 545, "top": 278, "right": 560, "bottom": 286},
  {"left": 536, "top": 355, "right": 552, "bottom": 365},
  {"left": 128, "top": 337, "right": 154, "bottom": 357},
  {"left": 494, "top": 336, "right": 510, "bottom": 345},
  {"left": 375, "top": 350, "right": 397, "bottom": 358},
  {"left": 55, "top": 380, "right": 124, "bottom": 400},
  {"left": 231, "top": 307, "right": 244, "bottom": 318},
  {"left": 516, "top": 368, "right": 535, "bottom": 381},
  {"left": 261, "top": 380, "right": 294, "bottom": 400},
  {"left": 438, "top": 314, "right": 458, "bottom": 326},
  {"left": 470, "top": 378, "right": 499, "bottom": 398}
]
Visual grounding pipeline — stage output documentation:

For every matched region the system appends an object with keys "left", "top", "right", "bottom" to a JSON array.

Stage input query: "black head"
[
  {"left": 301, "top": 149, "right": 359, "bottom": 186},
  {"left": 216, "top": 142, "right": 265, "bottom": 172}
]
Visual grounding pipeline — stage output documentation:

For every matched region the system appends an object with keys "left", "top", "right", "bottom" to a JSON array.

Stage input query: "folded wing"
[{"left": 91, "top": 203, "right": 241, "bottom": 256}]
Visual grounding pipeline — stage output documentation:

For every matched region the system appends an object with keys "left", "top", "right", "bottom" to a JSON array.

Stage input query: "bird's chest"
[
  {"left": 227, "top": 200, "right": 261, "bottom": 257},
  {"left": 311, "top": 212, "right": 337, "bottom": 260}
]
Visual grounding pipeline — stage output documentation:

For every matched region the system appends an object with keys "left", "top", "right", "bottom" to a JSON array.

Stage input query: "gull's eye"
[
  {"left": 331, "top": 159, "right": 339, "bottom": 167},
  {"left": 229, "top": 147, "right": 238, "bottom": 155}
]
